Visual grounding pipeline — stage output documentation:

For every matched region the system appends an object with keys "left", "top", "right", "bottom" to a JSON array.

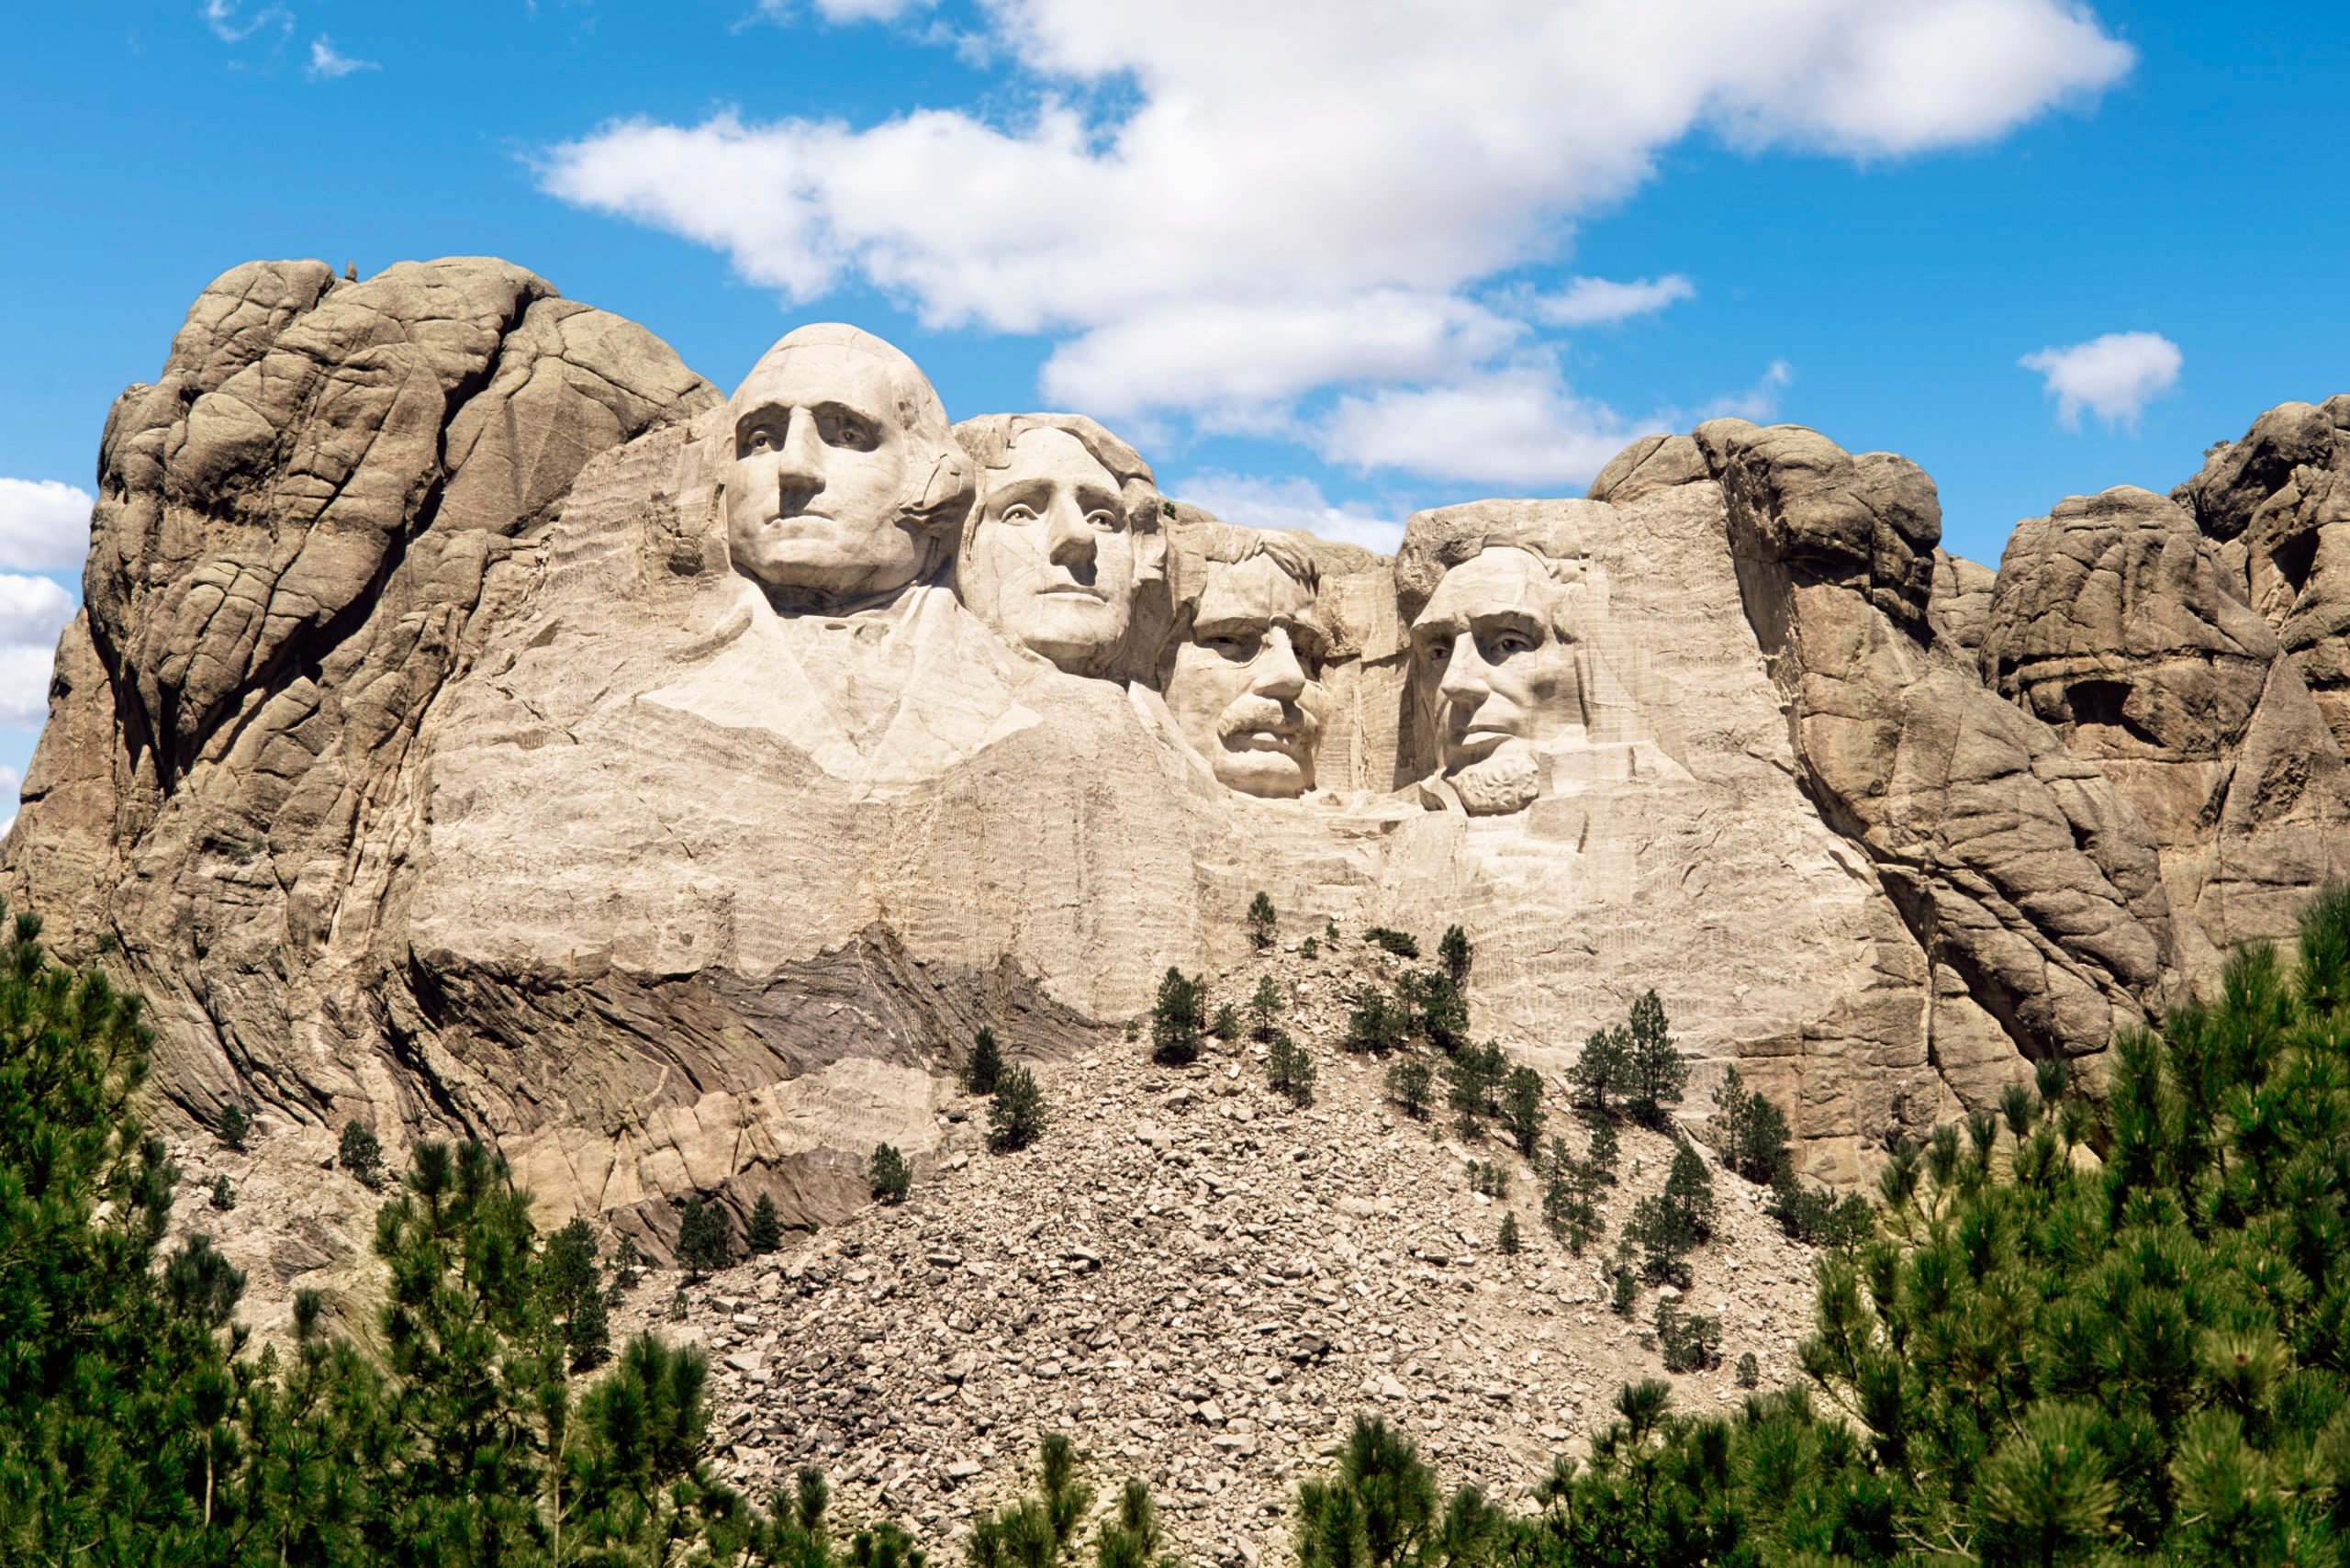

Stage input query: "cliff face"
[{"left": 8, "top": 256, "right": 2344, "bottom": 1261}]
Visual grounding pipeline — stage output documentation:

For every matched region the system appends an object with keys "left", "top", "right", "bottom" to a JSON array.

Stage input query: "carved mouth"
[{"left": 1035, "top": 585, "right": 1107, "bottom": 601}]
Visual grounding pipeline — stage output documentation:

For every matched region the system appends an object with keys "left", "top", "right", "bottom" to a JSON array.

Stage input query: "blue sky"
[{"left": 1, "top": 0, "right": 2345, "bottom": 801}]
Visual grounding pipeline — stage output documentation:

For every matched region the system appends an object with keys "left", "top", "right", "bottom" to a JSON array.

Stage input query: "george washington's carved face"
[
  {"left": 1165, "top": 553, "right": 1330, "bottom": 798},
  {"left": 1409, "top": 546, "right": 1585, "bottom": 814},
  {"left": 960, "top": 428, "right": 1140, "bottom": 674},
  {"left": 727, "top": 344, "right": 922, "bottom": 600}
]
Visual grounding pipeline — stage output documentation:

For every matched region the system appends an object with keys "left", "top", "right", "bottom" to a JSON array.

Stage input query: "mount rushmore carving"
[{"left": 6, "top": 256, "right": 2346, "bottom": 1256}]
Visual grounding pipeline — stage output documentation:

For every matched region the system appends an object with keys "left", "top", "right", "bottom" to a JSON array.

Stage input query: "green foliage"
[
  {"left": 1622, "top": 991, "right": 1686, "bottom": 1128},
  {"left": 1502, "top": 1064, "right": 1545, "bottom": 1157},
  {"left": 1364, "top": 926, "right": 1421, "bottom": 959},
  {"left": 1301, "top": 936, "right": 1320, "bottom": 960},
  {"left": 215, "top": 1100, "right": 250, "bottom": 1150},
  {"left": 1325, "top": 919, "right": 1340, "bottom": 942},
  {"left": 964, "top": 1025, "right": 1007, "bottom": 1095},
  {"left": 870, "top": 1142, "right": 912, "bottom": 1204},
  {"left": 1344, "top": 985, "right": 1408, "bottom": 1055},
  {"left": 1400, "top": 969, "right": 1469, "bottom": 1054},
  {"left": 1149, "top": 968, "right": 1208, "bottom": 1066},
  {"left": 1497, "top": 1211, "right": 1522, "bottom": 1255},
  {"left": 1248, "top": 890, "right": 1278, "bottom": 949},
  {"left": 338, "top": 1118, "right": 386, "bottom": 1188},
  {"left": 748, "top": 1191, "right": 786, "bottom": 1254},
  {"left": 1736, "top": 1350, "right": 1760, "bottom": 1389},
  {"left": 1653, "top": 1296, "right": 1719, "bottom": 1372},
  {"left": 1468, "top": 1159, "right": 1511, "bottom": 1199},
  {"left": 1584, "top": 1114, "right": 1619, "bottom": 1179},
  {"left": 1387, "top": 1057, "right": 1434, "bottom": 1119},
  {"left": 1210, "top": 1002, "right": 1240, "bottom": 1042},
  {"left": 1438, "top": 924, "right": 1472, "bottom": 986},
  {"left": 1250, "top": 974, "right": 1283, "bottom": 1039},
  {"left": 1295, "top": 1416, "right": 1449, "bottom": 1568},
  {"left": 1266, "top": 1030, "right": 1316, "bottom": 1105},
  {"left": 1624, "top": 1143, "right": 1714, "bottom": 1286},
  {"left": 209, "top": 1173, "right": 236, "bottom": 1210},
  {"left": 1713, "top": 1064, "right": 1792, "bottom": 1184},
  {"left": 1446, "top": 1041, "right": 1508, "bottom": 1135},
  {"left": 1542, "top": 1143, "right": 1604, "bottom": 1254},
  {"left": 989, "top": 1065, "right": 1047, "bottom": 1152},
  {"left": 1767, "top": 1165, "right": 1873, "bottom": 1247},
  {"left": 1608, "top": 1260, "right": 1639, "bottom": 1318},
  {"left": 963, "top": 1430, "right": 1175, "bottom": 1568},
  {"left": 677, "top": 1193, "right": 734, "bottom": 1280},
  {"left": 1094, "top": 1477, "right": 1174, "bottom": 1568},
  {"left": 1569, "top": 1025, "right": 1627, "bottom": 1118}
]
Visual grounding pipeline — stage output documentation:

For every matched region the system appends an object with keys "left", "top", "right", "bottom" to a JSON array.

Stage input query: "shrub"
[
  {"left": 1403, "top": 969, "right": 1468, "bottom": 1053},
  {"left": 1736, "top": 1351, "right": 1761, "bottom": 1389},
  {"left": 216, "top": 1102, "right": 250, "bottom": 1151},
  {"left": 1655, "top": 1297, "right": 1721, "bottom": 1372},
  {"left": 1149, "top": 968, "right": 1208, "bottom": 1066},
  {"left": 677, "top": 1196, "right": 733, "bottom": 1281},
  {"left": 1586, "top": 1115, "right": 1621, "bottom": 1179},
  {"left": 1468, "top": 1159, "right": 1511, "bottom": 1199},
  {"left": 1609, "top": 1262, "right": 1639, "bottom": 1318},
  {"left": 1209, "top": 1002, "right": 1240, "bottom": 1042},
  {"left": 1543, "top": 1159, "right": 1603, "bottom": 1254},
  {"left": 209, "top": 1174, "right": 235, "bottom": 1211},
  {"left": 1439, "top": 924, "right": 1472, "bottom": 986},
  {"left": 1324, "top": 919, "right": 1339, "bottom": 941},
  {"left": 1248, "top": 890, "right": 1278, "bottom": 949},
  {"left": 1715, "top": 1065, "right": 1793, "bottom": 1183},
  {"left": 1627, "top": 1143, "right": 1715, "bottom": 1286},
  {"left": 1295, "top": 1417, "right": 1443, "bottom": 1568},
  {"left": 338, "top": 1119, "right": 386, "bottom": 1189},
  {"left": 1365, "top": 926, "right": 1421, "bottom": 959},
  {"left": 668, "top": 1288, "right": 688, "bottom": 1321},
  {"left": 1250, "top": 975, "right": 1282, "bottom": 1039},
  {"left": 1497, "top": 1211, "right": 1522, "bottom": 1254},
  {"left": 747, "top": 1192, "right": 785, "bottom": 1253},
  {"left": 1388, "top": 1057, "right": 1434, "bottom": 1119},
  {"left": 1624, "top": 990, "right": 1688, "bottom": 1128},
  {"left": 1503, "top": 1064, "right": 1546, "bottom": 1156},
  {"left": 1343, "top": 985, "right": 1407, "bottom": 1055},
  {"left": 1767, "top": 1167, "right": 1873, "bottom": 1248},
  {"left": 1300, "top": 936, "right": 1319, "bottom": 960},
  {"left": 1266, "top": 1030, "right": 1315, "bottom": 1104},
  {"left": 990, "top": 1065, "right": 1047, "bottom": 1151},
  {"left": 869, "top": 1143, "right": 910, "bottom": 1204},
  {"left": 1446, "top": 1041, "right": 1508, "bottom": 1134},
  {"left": 963, "top": 1025, "right": 1005, "bottom": 1094}
]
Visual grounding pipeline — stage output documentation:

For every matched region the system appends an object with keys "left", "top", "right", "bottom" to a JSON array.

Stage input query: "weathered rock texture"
[{"left": 8, "top": 258, "right": 2346, "bottom": 1281}]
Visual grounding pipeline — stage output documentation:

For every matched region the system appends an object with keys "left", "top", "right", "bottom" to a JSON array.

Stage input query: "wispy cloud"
[
  {"left": 2020, "top": 330, "right": 2182, "bottom": 431},
  {"left": 200, "top": 0, "right": 291, "bottom": 43},
  {"left": 1174, "top": 473, "right": 1406, "bottom": 555},
  {"left": 1527, "top": 274, "right": 1695, "bottom": 328},
  {"left": 1698, "top": 360, "right": 1795, "bottom": 422},
  {"left": 307, "top": 35, "right": 377, "bottom": 80}
]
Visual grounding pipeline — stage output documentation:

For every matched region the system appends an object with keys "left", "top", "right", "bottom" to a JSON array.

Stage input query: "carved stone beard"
[{"left": 1449, "top": 739, "right": 1544, "bottom": 817}]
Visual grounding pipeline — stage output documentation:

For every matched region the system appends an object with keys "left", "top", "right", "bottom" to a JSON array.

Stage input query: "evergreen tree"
[
  {"left": 1266, "top": 1030, "right": 1315, "bottom": 1105},
  {"left": 964, "top": 1025, "right": 1005, "bottom": 1095},
  {"left": 1250, "top": 974, "right": 1283, "bottom": 1039},
  {"left": 1404, "top": 969, "right": 1469, "bottom": 1054},
  {"left": 1210, "top": 1002, "right": 1240, "bottom": 1042},
  {"left": 677, "top": 1195, "right": 733, "bottom": 1281},
  {"left": 747, "top": 1192, "right": 786, "bottom": 1254},
  {"left": 210, "top": 1173, "right": 236, "bottom": 1210},
  {"left": 338, "top": 1118, "right": 386, "bottom": 1188},
  {"left": 1446, "top": 1041, "right": 1508, "bottom": 1135},
  {"left": 1502, "top": 1064, "right": 1546, "bottom": 1156},
  {"left": 1438, "top": 924, "right": 1472, "bottom": 986},
  {"left": 1714, "top": 1064, "right": 1794, "bottom": 1183},
  {"left": 1497, "top": 1211, "right": 1521, "bottom": 1255},
  {"left": 1585, "top": 1114, "right": 1621, "bottom": 1180},
  {"left": 216, "top": 1100, "right": 250, "bottom": 1150},
  {"left": 1364, "top": 926, "right": 1421, "bottom": 959},
  {"left": 1625, "top": 1143, "right": 1714, "bottom": 1286},
  {"left": 1343, "top": 985, "right": 1408, "bottom": 1055},
  {"left": 1247, "top": 890, "right": 1278, "bottom": 950},
  {"left": 870, "top": 1142, "right": 912, "bottom": 1204},
  {"left": 1622, "top": 989, "right": 1687, "bottom": 1128},
  {"left": 1571, "top": 1024, "right": 1628, "bottom": 1117},
  {"left": 1149, "top": 968, "right": 1208, "bottom": 1066},
  {"left": 1387, "top": 1057, "right": 1434, "bottom": 1119},
  {"left": 989, "top": 1066, "right": 1047, "bottom": 1151}
]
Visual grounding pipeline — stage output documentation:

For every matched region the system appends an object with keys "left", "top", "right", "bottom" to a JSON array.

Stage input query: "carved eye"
[
  {"left": 1205, "top": 634, "right": 1259, "bottom": 661},
  {"left": 1001, "top": 504, "right": 1039, "bottom": 524},
  {"left": 1085, "top": 510, "right": 1118, "bottom": 532},
  {"left": 1488, "top": 632, "right": 1534, "bottom": 659},
  {"left": 1420, "top": 639, "right": 1449, "bottom": 666},
  {"left": 744, "top": 426, "right": 778, "bottom": 454},
  {"left": 824, "top": 414, "right": 878, "bottom": 451}
]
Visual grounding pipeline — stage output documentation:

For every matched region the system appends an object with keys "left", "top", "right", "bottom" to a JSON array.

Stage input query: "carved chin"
[{"left": 1449, "top": 745, "right": 1542, "bottom": 816}]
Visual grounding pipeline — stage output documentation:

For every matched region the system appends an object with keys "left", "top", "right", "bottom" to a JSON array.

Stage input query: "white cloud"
[
  {"left": 1315, "top": 362, "right": 1638, "bottom": 489},
  {"left": 201, "top": 0, "right": 291, "bottom": 42},
  {"left": 1698, "top": 359, "right": 1795, "bottom": 421},
  {"left": 544, "top": 0, "right": 2131, "bottom": 465},
  {"left": 1528, "top": 274, "right": 1695, "bottom": 327},
  {"left": 0, "top": 574, "right": 73, "bottom": 732},
  {"left": 0, "top": 479, "right": 93, "bottom": 572},
  {"left": 759, "top": 0, "right": 939, "bottom": 20},
  {"left": 0, "top": 763, "right": 19, "bottom": 840},
  {"left": 1173, "top": 473, "right": 1405, "bottom": 555},
  {"left": 307, "top": 35, "right": 377, "bottom": 79},
  {"left": 2020, "top": 331, "right": 2182, "bottom": 431}
]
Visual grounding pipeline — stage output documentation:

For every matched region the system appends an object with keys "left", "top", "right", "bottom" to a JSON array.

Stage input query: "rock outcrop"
[{"left": 8, "top": 257, "right": 2346, "bottom": 1299}]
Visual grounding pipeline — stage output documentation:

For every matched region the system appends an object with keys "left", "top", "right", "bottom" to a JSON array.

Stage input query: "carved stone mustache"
[{"left": 1218, "top": 693, "right": 1318, "bottom": 743}]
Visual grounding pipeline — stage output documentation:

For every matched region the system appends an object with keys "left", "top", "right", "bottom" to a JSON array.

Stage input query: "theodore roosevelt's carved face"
[
  {"left": 1410, "top": 546, "right": 1586, "bottom": 814},
  {"left": 1165, "top": 552, "right": 1330, "bottom": 798},
  {"left": 724, "top": 331, "right": 963, "bottom": 606},
  {"left": 960, "top": 427, "right": 1139, "bottom": 674}
]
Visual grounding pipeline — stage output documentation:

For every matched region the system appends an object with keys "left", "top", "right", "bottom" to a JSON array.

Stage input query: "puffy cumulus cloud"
[
  {"left": 306, "top": 36, "right": 378, "bottom": 79},
  {"left": 1173, "top": 473, "right": 1405, "bottom": 555},
  {"left": 2020, "top": 330, "right": 2183, "bottom": 431},
  {"left": 0, "top": 574, "right": 73, "bottom": 732},
  {"left": 1315, "top": 363, "right": 1640, "bottom": 489},
  {"left": 545, "top": 0, "right": 2130, "bottom": 468},
  {"left": 0, "top": 478, "right": 94, "bottom": 572},
  {"left": 1528, "top": 274, "right": 1696, "bottom": 328}
]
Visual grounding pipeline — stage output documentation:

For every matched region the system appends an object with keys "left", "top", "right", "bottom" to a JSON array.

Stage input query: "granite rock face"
[{"left": 8, "top": 258, "right": 2346, "bottom": 1278}]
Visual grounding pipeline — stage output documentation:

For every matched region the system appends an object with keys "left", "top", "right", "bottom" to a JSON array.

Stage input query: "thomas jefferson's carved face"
[
  {"left": 727, "top": 346, "right": 922, "bottom": 600},
  {"left": 1410, "top": 547, "right": 1584, "bottom": 814},
  {"left": 1165, "top": 554, "right": 1330, "bottom": 798},
  {"left": 961, "top": 428, "right": 1140, "bottom": 674}
]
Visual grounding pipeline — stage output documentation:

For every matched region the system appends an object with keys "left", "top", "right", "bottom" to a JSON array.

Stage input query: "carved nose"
[
  {"left": 1436, "top": 633, "right": 1487, "bottom": 706},
  {"left": 774, "top": 409, "right": 825, "bottom": 494},
  {"left": 1046, "top": 498, "right": 1097, "bottom": 569},
  {"left": 1252, "top": 627, "right": 1308, "bottom": 701}
]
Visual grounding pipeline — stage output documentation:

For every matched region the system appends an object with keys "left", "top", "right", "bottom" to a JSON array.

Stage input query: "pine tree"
[
  {"left": 1266, "top": 1030, "right": 1315, "bottom": 1104},
  {"left": 1405, "top": 969, "right": 1469, "bottom": 1053},
  {"left": 210, "top": 1173, "right": 236, "bottom": 1210},
  {"left": 1571, "top": 1024, "right": 1628, "bottom": 1117},
  {"left": 963, "top": 1025, "right": 1005, "bottom": 1095},
  {"left": 339, "top": 1119, "right": 386, "bottom": 1188},
  {"left": 1715, "top": 1065, "right": 1793, "bottom": 1183},
  {"left": 1343, "top": 985, "right": 1407, "bottom": 1055},
  {"left": 216, "top": 1101, "right": 250, "bottom": 1150},
  {"left": 1502, "top": 1064, "right": 1545, "bottom": 1156},
  {"left": 1623, "top": 990, "right": 1688, "bottom": 1128},
  {"left": 1149, "top": 968, "right": 1207, "bottom": 1066},
  {"left": 1388, "top": 1057, "right": 1433, "bottom": 1119},
  {"left": 676, "top": 1195, "right": 733, "bottom": 1281},
  {"left": 869, "top": 1142, "right": 911, "bottom": 1204},
  {"left": 1247, "top": 890, "right": 1278, "bottom": 949},
  {"left": 1209, "top": 1002, "right": 1240, "bottom": 1042},
  {"left": 1497, "top": 1211, "right": 1522, "bottom": 1255},
  {"left": 746, "top": 1192, "right": 785, "bottom": 1254},
  {"left": 1586, "top": 1114, "right": 1621, "bottom": 1180},
  {"left": 1250, "top": 974, "right": 1282, "bottom": 1040},
  {"left": 1439, "top": 924, "right": 1473, "bottom": 986},
  {"left": 989, "top": 1065, "right": 1046, "bottom": 1151}
]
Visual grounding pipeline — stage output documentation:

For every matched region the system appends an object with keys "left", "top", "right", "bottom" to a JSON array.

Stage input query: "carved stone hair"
[
  {"left": 950, "top": 412, "right": 1163, "bottom": 561},
  {"left": 1201, "top": 525, "right": 1322, "bottom": 594},
  {"left": 724, "top": 323, "right": 977, "bottom": 548},
  {"left": 1393, "top": 505, "right": 1604, "bottom": 643}
]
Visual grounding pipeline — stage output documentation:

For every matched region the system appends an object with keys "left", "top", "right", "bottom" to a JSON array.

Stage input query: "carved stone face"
[
  {"left": 961, "top": 428, "right": 1139, "bottom": 674},
  {"left": 1410, "top": 546, "right": 1584, "bottom": 814},
  {"left": 726, "top": 345, "right": 922, "bottom": 601},
  {"left": 1165, "top": 554, "right": 1330, "bottom": 798}
]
